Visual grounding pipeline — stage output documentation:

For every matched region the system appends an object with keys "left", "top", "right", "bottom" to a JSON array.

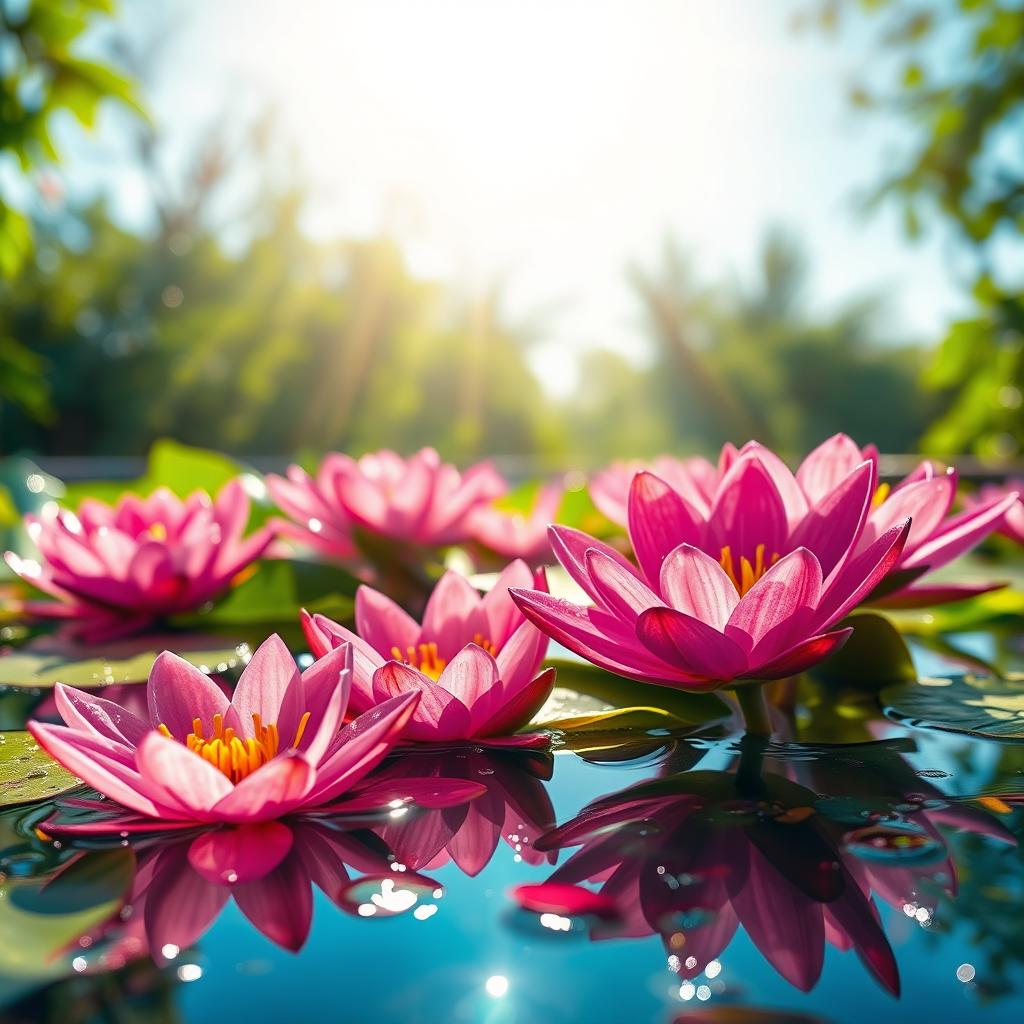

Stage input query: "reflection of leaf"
[
  {"left": 808, "top": 612, "right": 917, "bottom": 690},
  {"left": 0, "top": 634, "right": 250, "bottom": 689},
  {"left": 0, "top": 849, "right": 133, "bottom": 977},
  {"left": 545, "top": 659, "right": 728, "bottom": 725},
  {"left": 0, "top": 732, "right": 79, "bottom": 807},
  {"left": 881, "top": 674, "right": 1024, "bottom": 741},
  {"left": 175, "top": 559, "right": 358, "bottom": 628},
  {"left": 12, "top": 849, "right": 134, "bottom": 916}
]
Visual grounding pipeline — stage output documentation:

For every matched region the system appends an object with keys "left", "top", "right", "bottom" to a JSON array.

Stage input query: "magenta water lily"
[
  {"left": 589, "top": 434, "right": 1018, "bottom": 606},
  {"left": 4, "top": 482, "right": 272, "bottom": 640},
  {"left": 512, "top": 442, "right": 915, "bottom": 728},
  {"left": 965, "top": 478, "right": 1024, "bottom": 548},
  {"left": 28, "top": 635, "right": 435, "bottom": 833},
  {"left": 302, "top": 560, "right": 554, "bottom": 746},
  {"left": 267, "top": 446, "right": 506, "bottom": 558}
]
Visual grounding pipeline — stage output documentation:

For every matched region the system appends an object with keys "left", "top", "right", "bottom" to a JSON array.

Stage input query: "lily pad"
[
  {"left": 881, "top": 673, "right": 1024, "bottom": 742},
  {"left": 0, "top": 732, "right": 80, "bottom": 807},
  {"left": 538, "top": 659, "right": 728, "bottom": 733},
  {"left": 0, "top": 633, "right": 251, "bottom": 690},
  {"left": 174, "top": 558, "right": 358, "bottom": 628},
  {"left": 809, "top": 612, "right": 917, "bottom": 690}
]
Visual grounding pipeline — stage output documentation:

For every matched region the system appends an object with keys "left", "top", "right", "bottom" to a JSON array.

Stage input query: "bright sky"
[{"left": 91, "top": 0, "right": 971, "bottom": 395}]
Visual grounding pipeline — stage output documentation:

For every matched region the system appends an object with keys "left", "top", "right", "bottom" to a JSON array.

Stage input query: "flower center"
[
  {"left": 719, "top": 543, "right": 780, "bottom": 596},
  {"left": 390, "top": 635, "right": 497, "bottom": 681},
  {"left": 147, "top": 522, "right": 168, "bottom": 541},
  {"left": 391, "top": 642, "right": 447, "bottom": 680},
  {"left": 158, "top": 711, "right": 311, "bottom": 783},
  {"left": 872, "top": 482, "right": 890, "bottom": 509}
]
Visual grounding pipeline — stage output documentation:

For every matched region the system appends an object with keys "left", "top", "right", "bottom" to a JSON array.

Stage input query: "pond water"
[{"left": 1, "top": 636, "right": 1022, "bottom": 1024}]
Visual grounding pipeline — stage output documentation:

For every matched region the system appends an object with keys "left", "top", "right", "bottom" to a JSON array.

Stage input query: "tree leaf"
[
  {"left": 0, "top": 732, "right": 80, "bottom": 807},
  {"left": 881, "top": 673, "right": 1024, "bottom": 741},
  {"left": 0, "top": 633, "right": 251, "bottom": 689}
]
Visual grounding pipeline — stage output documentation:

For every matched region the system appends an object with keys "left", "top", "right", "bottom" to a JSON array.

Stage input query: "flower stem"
[{"left": 734, "top": 683, "right": 772, "bottom": 737}]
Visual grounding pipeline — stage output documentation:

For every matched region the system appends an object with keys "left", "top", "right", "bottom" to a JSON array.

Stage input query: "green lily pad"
[
  {"left": 881, "top": 673, "right": 1024, "bottom": 742},
  {"left": 809, "top": 612, "right": 917, "bottom": 690},
  {"left": 0, "top": 732, "right": 80, "bottom": 807},
  {"left": 540, "top": 659, "right": 729, "bottom": 730},
  {"left": 175, "top": 558, "right": 358, "bottom": 628},
  {"left": 0, "top": 633, "right": 251, "bottom": 690}
]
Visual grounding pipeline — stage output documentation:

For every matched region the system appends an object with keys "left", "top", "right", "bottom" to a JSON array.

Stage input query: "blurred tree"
[
  {"left": 0, "top": 0, "right": 142, "bottom": 424},
  {"left": 0, "top": 143, "right": 561, "bottom": 462},
  {"left": 625, "top": 229, "right": 940, "bottom": 456},
  {"left": 802, "top": 0, "right": 1024, "bottom": 459}
]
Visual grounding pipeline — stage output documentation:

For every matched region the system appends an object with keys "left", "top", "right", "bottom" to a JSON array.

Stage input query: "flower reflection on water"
[
  {"left": 513, "top": 736, "right": 1020, "bottom": 997},
  {"left": 1, "top": 718, "right": 1023, "bottom": 1020}
]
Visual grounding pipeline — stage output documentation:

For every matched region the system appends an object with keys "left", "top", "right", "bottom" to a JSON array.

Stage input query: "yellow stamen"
[
  {"left": 719, "top": 543, "right": 780, "bottom": 596},
  {"left": 158, "top": 704, "right": 313, "bottom": 784},
  {"left": 872, "top": 482, "right": 891, "bottom": 509},
  {"left": 390, "top": 640, "right": 451, "bottom": 681},
  {"left": 148, "top": 522, "right": 168, "bottom": 541},
  {"left": 473, "top": 633, "right": 497, "bottom": 656},
  {"left": 293, "top": 711, "right": 312, "bottom": 748}
]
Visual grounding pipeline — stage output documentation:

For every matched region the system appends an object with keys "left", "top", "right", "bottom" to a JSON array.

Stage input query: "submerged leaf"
[
  {"left": 0, "top": 732, "right": 80, "bottom": 806},
  {"left": 881, "top": 674, "right": 1024, "bottom": 741}
]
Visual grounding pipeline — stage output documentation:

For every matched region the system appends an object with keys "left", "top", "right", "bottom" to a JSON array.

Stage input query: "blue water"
[{"left": 2, "top": 635, "right": 1024, "bottom": 1023}]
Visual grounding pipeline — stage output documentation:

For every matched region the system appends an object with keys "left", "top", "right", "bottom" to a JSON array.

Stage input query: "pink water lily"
[
  {"left": 267, "top": 447, "right": 506, "bottom": 559},
  {"left": 5, "top": 482, "right": 272, "bottom": 640},
  {"left": 467, "top": 481, "right": 563, "bottom": 564},
  {"left": 510, "top": 450, "right": 911, "bottom": 724},
  {"left": 590, "top": 454, "right": 722, "bottom": 526},
  {"left": 29, "top": 635, "right": 432, "bottom": 832},
  {"left": 302, "top": 560, "right": 555, "bottom": 747},
  {"left": 590, "top": 435, "right": 1019, "bottom": 607},
  {"left": 799, "top": 434, "right": 1020, "bottom": 606},
  {"left": 964, "top": 478, "right": 1024, "bottom": 547}
]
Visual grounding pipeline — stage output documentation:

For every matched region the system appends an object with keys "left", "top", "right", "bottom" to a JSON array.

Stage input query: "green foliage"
[
  {"left": 0, "top": 845, "right": 133, "bottom": 978},
  {"left": 175, "top": 559, "right": 359, "bottom": 629},
  {"left": 0, "top": 0, "right": 142, "bottom": 425},
  {"left": 807, "top": 0, "right": 1024, "bottom": 458},
  {"left": 0, "top": 192, "right": 562, "bottom": 462},
  {"left": 576, "top": 230, "right": 940, "bottom": 457}
]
